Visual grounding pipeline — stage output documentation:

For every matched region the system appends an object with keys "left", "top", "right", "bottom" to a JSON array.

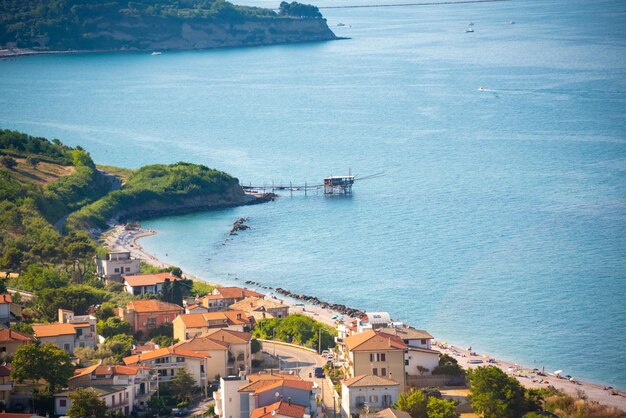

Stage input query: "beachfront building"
[
  {"left": 340, "top": 375, "right": 399, "bottom": 417},
  {"left": 229, "top": 297, "right": 290, "bottom": 321},
  {"left": 185, "top": 302, "right": 209, "bottom": 314},
  {"left": 216, "top": 373, "right": 317, "bottom": 418},
  {"left": 123, "top": 346, "right": 211, "bottom": 392},
  {"left": 173, "top": 310, "right": 253, "bottom": 341},
  {"left": 378, "top": 326, "right": 434, "bottom": 350},
  {"left": 122, "top": 272, "right": 177, "bottom": 295},
  {"left": 33, "top": 309, "right": 98, "bottom": 354},
  {"left": 0, "top": 328, "right": 33, "bottom": 358},
  {"left": 95, "top": 251, "right": 140, "bottom": 281},
  {"left": 175, "top": 329, "right": 253, "bottom": 376},
  {"left": 357, "top": 313, "right": 392, "bottom": 333},
  {"left": 117, "top": 299, "right": 184, "bottom": 336},
  {"left": 202, "top": 287, "right": 265, "bottom": 311},
  {"left": 342, "top": 330, "right": 407, "bottom": 392},
  {"left": 377, "top": 326, "right": 440, "bottom": 376},
  {"left": 69, "top": 364, "right": 153, "bottom": 414},
  {"left": 55, "top": 386, "right": 132, "bottom": 416}
]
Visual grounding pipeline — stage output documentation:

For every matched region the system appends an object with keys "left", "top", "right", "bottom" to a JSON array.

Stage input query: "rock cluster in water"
[
  {"left": 230, "top": 217, "right": 250, "bottom": 235},
  {"left": 244, "top": 280, "right": 365, "bottom": 319}
]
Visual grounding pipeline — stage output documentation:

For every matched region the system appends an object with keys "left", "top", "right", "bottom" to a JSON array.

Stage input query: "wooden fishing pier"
[{"left": 241, "top": 172, "right": 383, "bottom": 195}]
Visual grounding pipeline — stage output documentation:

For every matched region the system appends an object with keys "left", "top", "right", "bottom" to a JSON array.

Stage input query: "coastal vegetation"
[
  {"left": 66, "top": 162, "right": 242, "bottom": 231},
  {"left": 252, "top": 314, "right": 336, "bottom": 351},
  {"left": 393, "top": 388, "right": 458, "bottom": 418},
  {"left": 0, "top": 0, "right": 331, "bottom": 52}
]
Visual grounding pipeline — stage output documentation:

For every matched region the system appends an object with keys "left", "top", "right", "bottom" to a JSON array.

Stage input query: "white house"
[
  {"left": 122, "top": 272, "right": 175, "bottom": 295},
  {"left": 95, "top": 251, "right": 140, "bottom": 280},
  {"left": 55, "top": 386, "right": 132, "bottom": 416},
  {"left": 32, "top": 310, "right": 97, "bottom": 354},
  {"left": 357, "top": 313, "right": 392, "bottom": 332},
  {"left": 340, "top": 375, "right": 399, "bottom": 417}
]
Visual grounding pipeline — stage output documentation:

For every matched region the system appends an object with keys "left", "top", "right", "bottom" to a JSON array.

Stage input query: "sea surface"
[{"left": 1, "top": 0, "right": 625, "bottom": 387}]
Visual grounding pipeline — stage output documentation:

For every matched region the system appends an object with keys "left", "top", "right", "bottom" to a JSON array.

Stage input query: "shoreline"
[{"left": 101, "top": 224, "right": 626, "bottom": 411}]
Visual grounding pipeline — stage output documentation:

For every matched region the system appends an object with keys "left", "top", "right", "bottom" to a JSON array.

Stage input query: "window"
[
  {"left": 421, "top": 339, "right": 427, "bottom": 345},
  {"left": 370, "top": 353, "right": 386, "bottom": 362},
  {"left": 201, "top": 365, "right": 205, "bottom": 373},
  {"left": 356, "top": 396, "right": 366, "bottom": 406},
  {"left": 125, "top": 267, "right": 131, "bottom": 272},
  {"left": 405, "top": 359, "right": 409, "bottom": 366},
  {"left": 60, "top": 400, "right": 67, "bottom": 407},
  {"left": 381, "top": 368, "right": 387, "bottom": 376},
  {"left": 91, "top": 325, "right": 95, "bottom": 332},
  {"left": 372, "top": 368, "right": 378, "bottom": 376},
  {"left": 112, "top": 395, "right": 115, "bottom": 406},
  {"left": 176, "top": 357, "right": 185, "bottom": 363},
  {"left": 369, "top": 395, "right": 378, "bottom": 403},
  {"left": 382, "top": 395, "right": 392, "bottom": 406},
  {"left": 114, "top": 268, "right": 120, "bottom": 273},
  {"left": 1, "top": 347, "right": 6, "bottom": 353},
  {"left": 64, "top": 343, "right": 71, "bottom": 351},
  {"left": 380, "top": 353, "right": 386, "bottom": 362},
  {"left": 79, "top": 342, "right": 85, "bottom": 348},
  {"left": 76, "top": 328, "right": 83, "bottom": 336}
]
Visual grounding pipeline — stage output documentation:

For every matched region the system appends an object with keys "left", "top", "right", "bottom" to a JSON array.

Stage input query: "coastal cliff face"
[
  {"left": 84, "top": 16, "right": 337, "bottom": 50},
  {"left": 112, "top": 182, "right": 259, "bottom": 221}
]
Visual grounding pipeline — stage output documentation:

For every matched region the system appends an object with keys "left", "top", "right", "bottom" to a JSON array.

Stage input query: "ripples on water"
[{"left": 1, "top": 0, "right": 625, "bottom": 387}]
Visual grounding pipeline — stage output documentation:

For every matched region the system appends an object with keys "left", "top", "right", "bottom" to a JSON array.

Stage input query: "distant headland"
[{"left": 0, "top": 0, "right": 338, "bottom": 57}]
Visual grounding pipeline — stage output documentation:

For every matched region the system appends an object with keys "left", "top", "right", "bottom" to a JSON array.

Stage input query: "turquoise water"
[{"left": 1, "top": 0, "right": 626, "bottom": 387}]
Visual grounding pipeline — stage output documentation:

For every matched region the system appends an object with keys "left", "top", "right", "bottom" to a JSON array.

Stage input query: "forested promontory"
[{"left": 0, "top": 0, "right": 337, "bottom": 53}]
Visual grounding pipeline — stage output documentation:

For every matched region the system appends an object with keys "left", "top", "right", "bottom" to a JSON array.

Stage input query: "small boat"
[
  {"left": 465, "top": 28, "right": 474, "bottom": 33},
  {"left": 336, "top": 22, "right": 346, "bottom": 27},
  {"left": 510, "top": 20, "right": 515, "bottom": 24},
  {"left": 478, "top": 87, "right": 487, "bottom": 92},
  {"left": 151, "top": 51, "right": 162, "bottom": 56},
  {"left": 469, "top": 22, "right": 474, "bottom": 26}
]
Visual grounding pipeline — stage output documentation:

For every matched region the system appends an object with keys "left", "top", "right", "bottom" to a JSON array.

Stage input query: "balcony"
[{"left": 0, "top": 383, "right": 14, "bottom": 391}]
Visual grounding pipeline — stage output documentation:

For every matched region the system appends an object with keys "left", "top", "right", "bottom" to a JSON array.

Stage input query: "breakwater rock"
[
  {"left": 230, "top": 217, "right": 250, "bottom": 235},
  {"left": 244, "top": 280, "right": 366, "bottom": 319}
]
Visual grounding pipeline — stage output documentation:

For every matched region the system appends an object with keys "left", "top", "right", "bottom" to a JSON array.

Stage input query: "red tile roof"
[
  {"left": 344, "top": 330, "right": 407, "bottom": 351},
  {"left": 33, "top": 323, "right": 83, "bottom": 338},
  {"left": 213, "top": 287, "right": 264, "bottom": 299},
  {"left": 123, "top": 346, "right": 210, "bottom": 365},
  {"left": 0, "top": 328, "right": 34, "bottom": 342},
  {"left": 253, "top": 379, "right": 313, "bottom": 395},
  {"left": 123, "top": 272, "right": 175, "bottom": 287},
  {"left": 0, "top": 294, "right": 12, "bottom": 304},
  {"left": 176, "top": 311, "right": 252, "bottom": 328},
  {"left": 342, "top": 375, "right": 399, "bottom": 388},
  {"left": 250, "top": 401, "right": 306, "bottom": 418},
  {"left": 127, "top": 299, "right": 184, "bottom": 313}
]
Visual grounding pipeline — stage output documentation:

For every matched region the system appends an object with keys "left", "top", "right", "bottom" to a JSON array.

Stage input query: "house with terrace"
[
  {"left": 117, "top": 299, "right": 184, "bottom": 337},
  {"left": 173, "top": 310, "right": 253, "bottom": 341},
  {"left": 122, "top": 272, "right": 178, "bottom": 295},
  {"left": 229, "top": 297, "right": 290, "bottom": 321},
  {"left": 0, "top": 328, "right": 33, "bottom": 359},
  {"left": 202, "top": 287, "right": 264, "bottom": 311},
  {"left": 340, "top": 375, "right": 399, "bottom": 417}
]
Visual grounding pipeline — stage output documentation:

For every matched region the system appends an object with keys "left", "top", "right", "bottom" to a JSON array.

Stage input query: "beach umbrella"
[{"left": 554, "top": 370, "right": 563, "bottom": 375}]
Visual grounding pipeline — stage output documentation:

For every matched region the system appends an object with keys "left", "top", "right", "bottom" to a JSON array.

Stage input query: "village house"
[
  {"left": 216, "top": 373, "right": 317, "bottom": 418},
  {"left": 122, "top": 272, "right": 178, "bottom": 295},
  {"left": 95, "top": 251, "right": 140, "bottom": 281},
  {"left": 175, "top": 329, "right": 253, "bottom": 377},
  {"left": 0, "top": 294, "right": 21, "bottom": 327},
  {"left": 342, "top": 330, "right": 407, "bottom": 392},
  {"left": 55, "top": 386, "right": 132, "bottom": 416},
  {"left": 229, "top": 297, "right": 290, "bottom": 321},
  {"left": 250, "top": 400, "right": 307, "bottom": 418},
  {"left": 185, "top": 301, "right": 209, "bottom": 314},
  {"left": 0, "top": 328, "right": 33, "bottom": 358},
  {"left": 117, "top": 299, "right": 184, "bottom": 337},
  {"left": 340, "top": 375, "right": 399, "bottom": 417},
  {"left": 32, "top": 309, "right": 97, "bottom": 354},
  {"left": 373, "top": 409, "right": 412, "bottom": 418},
  {"left": 202, "top": 287, "right": 264, "bottom": 311},
  {"left": 377, "top": 326, "right": 440, "bottom": 377},
  {"left": 69, "top": 364, "right": 153, "bottom": 415},
  {"left": 123, "top": 346, "right": 212, "bottom": 393},
  {"left": 173, "top": 310, "right": 253, "bottom": 341},
  {"left": 0, "top": 365, "right": 14, "bottom": 411},
  {"left": 357, "top": 313, "right": 392, "bottom": 333}
]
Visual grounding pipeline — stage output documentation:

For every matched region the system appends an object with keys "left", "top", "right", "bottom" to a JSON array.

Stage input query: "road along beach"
[{"left": 102, "top": 224, "right": 626, "bottom": 411}]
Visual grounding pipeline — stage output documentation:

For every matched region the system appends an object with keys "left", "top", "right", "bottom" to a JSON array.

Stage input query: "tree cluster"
[{"left": 253, "top": 314, "right": 336, "bottom": 351}]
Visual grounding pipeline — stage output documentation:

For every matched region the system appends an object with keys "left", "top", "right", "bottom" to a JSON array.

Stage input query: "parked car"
[{"left": 314, "top": 367, "right": 324, "bottom": 378}]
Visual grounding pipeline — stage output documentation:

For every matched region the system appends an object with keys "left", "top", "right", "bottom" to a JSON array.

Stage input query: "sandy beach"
[{"left": 102, "top": 224, "right": 626, "bottom": 412}]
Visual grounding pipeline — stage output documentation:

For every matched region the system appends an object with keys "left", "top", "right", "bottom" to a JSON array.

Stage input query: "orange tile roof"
[
  {"left": 201, "top": 328, "right": 252, "bottom": 344},
  {"left": 229, "top": 297, "right": 288, "bottom": 312},
  {"left": 250, "top": 401, "right": 306, "bottom": 418},
  {"left": 127, "top": 299, "right": 184, "bottom": 313},
  {"left": 0, "top": 328, "right": 34, "bottom": 342},
  {"left": 239, "top": 373, "right": 303, "bottom": 393},
  {"left": 176, "top": 311, "right": 252, "bottom": 328},
  {"left": 344, "top": 330, "right": 406, "bottom": 351},
  {"left": 253, "top": 379, "right": 313, "bottom": 395},
  {"left": 123, "top": 346, "right": 210, "bottom": 365},
  {"left": 33, "top": 323, "right": 80, "bottom": 338},
  {"left": 0, "top": 294, "right": 12, "bottom": 304},
  {"left": 378, "top": 327, "right": 433, "bottom": 340},
  {"left": 0, "top": 414, "right": 37, "bottom": 418},
  {"left": 174, "top": 338, "right": 229, "bottom": 352},
  {"left": 342, "top": 375, "right": 399, "bottom": 388},
  {"left": 123, "top": 272, "right": 175, "bottom": 287},
  {"left": 214, "top": 287, "right": 264, "bottom": 299},
  {"left": 374, "top": 409, "right": 412, "bottom": 418}
]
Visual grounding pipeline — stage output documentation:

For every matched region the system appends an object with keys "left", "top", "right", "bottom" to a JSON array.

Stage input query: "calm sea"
[{"left": 1, "top": 0, "right": 625, "bottom": 387}]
